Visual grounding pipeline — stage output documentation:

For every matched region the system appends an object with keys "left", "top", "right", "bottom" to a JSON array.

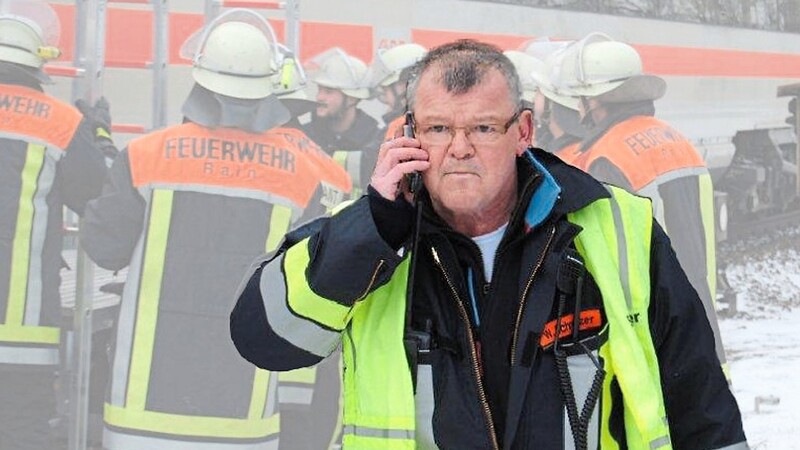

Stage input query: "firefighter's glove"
[{"left": 75, "top": 97, "right": 113, "bottom": 140}]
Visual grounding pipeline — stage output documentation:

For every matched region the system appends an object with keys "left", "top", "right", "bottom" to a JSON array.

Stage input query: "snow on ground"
[{"left": 719, "top": 227, "right": 800, "bottom": 449}]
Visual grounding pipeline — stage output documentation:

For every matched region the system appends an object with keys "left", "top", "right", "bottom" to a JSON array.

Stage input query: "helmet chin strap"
[
  {"left": 534, "top": 99, "right": 554, "bottom": 149},
  {"left": 579, "top": 96, "right": 597, "bottom": 129}
]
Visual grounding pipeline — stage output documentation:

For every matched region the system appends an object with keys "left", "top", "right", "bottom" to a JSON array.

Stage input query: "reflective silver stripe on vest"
[
  {"left": 637, "top": 166, "right": 709, "bottom": 197},
  {"left": 109, "top": 191, "right": 152, "bottom": 407},
  {"left": 259, "top": 255, "right": 341, "bottom": 357},
  {"left": 607, "top": 193, "right": 633, "bottom": 311},
  {"left": 102, "top": 428, "right": 280, "bottom": 450},
  {"left": 23, "top": 148, "right": 59, "bottom": 327},
  {"left": 278, "top": 386, "right": 314, "bottom": 406},
  {"left": 563, "top": 350, "right": 601, "bottom": 450},
  {"left": 636, "top": 166, "right": 709, "bottom": 228},
  {"left": 650, "top": 434, "right": 671, "bottom": 449},
  {"left": 343, "top": 425, "right": 415, "bottom": 440},
  {"left": 333, "top": 151, "right": 363, "bottom": 189},
  {"left": 345, "top": 151, "right": 362, "bottom": 190},
  {"left": 0, "top": 345, "right": 58, "bottom": 365},
  {"left": 711, "top": 441, "right": 751, "bottom": 450},
  {"left": 415, "top": 365, "right": 437, "bottom": 449},
  {"left": 138, "top": 183, "right": 303, "bottom": 223},
  {"left": 264, "top": 367, "right": 279, "bottom": 418}
]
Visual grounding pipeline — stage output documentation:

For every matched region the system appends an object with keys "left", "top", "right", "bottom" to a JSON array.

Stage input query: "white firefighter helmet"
[
  {"left": 552, "top": 32, "right": 665, "bottom": 103},
  {"left": 504, "top": 50, "right": 539, "bottom": 103},
  {"left": 518, "top": 37, "right": 569, "bottom": 62},
  {"left": 307, "top": 48, "right": 371, "bottom": 99},
  {"left": 529, "top": 47, "right": 580, "bottom": 111},
  {"left": 181, "top": 9, "right": 279, "bottom": 99},
  {"left": 0, "top": 0, "right": 61, "bottom": 68},
  {"left": 368, "top": 43, "right": 427, "bottom": 88}
]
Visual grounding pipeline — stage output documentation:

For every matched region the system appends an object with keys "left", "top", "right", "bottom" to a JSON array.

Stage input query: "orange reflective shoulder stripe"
[
  {"left": 554, "top": 141, "right": 583, "bottom": 166},
  {"left": 128, "top": 123, "right": 350, "bottom": 207},
  {"left": 580, "top": 116, "right": 706, "bottom": 191},
  {"left": 384, "top": 115, "right": 405, "bottom": 141},
  {"left": 0, "top": 84, "right": 82, "bottom": 150}
]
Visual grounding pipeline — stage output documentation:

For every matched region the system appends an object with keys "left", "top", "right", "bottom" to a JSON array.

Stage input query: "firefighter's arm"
[
  {"left": 230, "top": 196, "right": 407, "bottom": 371},
  {"left": 648, "top": 222, "right": 748, "bottom": 449},
  {"left": 58, "top": 117, "right": 112, "bottom": 216},
  {"left": 79, "top": 149, "right": 145, "bottom": 271}
]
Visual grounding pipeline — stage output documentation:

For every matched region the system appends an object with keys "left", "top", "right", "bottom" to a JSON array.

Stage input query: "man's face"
[
  {"left": 413, "top": 68, "right": 532, "bottom": 225},
  {"left": 315, "top": 86, "right": 348, "bottom": 118}
]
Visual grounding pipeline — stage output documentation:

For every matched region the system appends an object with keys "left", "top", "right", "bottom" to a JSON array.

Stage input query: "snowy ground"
[{"left": 719, "top": 226, "right": 800, "bottom": 449}]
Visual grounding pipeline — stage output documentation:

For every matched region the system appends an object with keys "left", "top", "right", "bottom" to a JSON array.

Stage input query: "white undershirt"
[{"left": 471, "top": 222, "right": 508, "bottom": 282}]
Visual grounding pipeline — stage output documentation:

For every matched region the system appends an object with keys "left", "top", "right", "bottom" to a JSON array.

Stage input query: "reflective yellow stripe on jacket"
[
  {"left": 333, "top": 150, "right": 364, "bottom": 199},
  {"left": 0, "top": 143, "right": 60, "bottom": 365}
]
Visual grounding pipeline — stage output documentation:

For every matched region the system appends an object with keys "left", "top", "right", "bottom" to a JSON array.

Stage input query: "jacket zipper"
[
  {"left": 431, "top": 246, "right": 500, "bottom": 450},
  {"left": 354, "top": 259, "right": 385, "bottom": 302},
  {"left": 510, "top": 225, "right": 557, "bottom": 366}
]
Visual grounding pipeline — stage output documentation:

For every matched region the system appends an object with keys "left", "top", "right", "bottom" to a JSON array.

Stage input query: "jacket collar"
[
  {"left": 0, "top": 62, "right": 46, "bottom": 91},
  {"left": 181, "top": 83, "right": 290, "bottom": 134},
  {"left": 521, "top": 147, "right": 610, "bottom": 232}
]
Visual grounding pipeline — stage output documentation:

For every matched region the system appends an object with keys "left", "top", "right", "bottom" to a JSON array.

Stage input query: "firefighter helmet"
[
  {"left": 530, "top": 48, "right": 580, "bottom": 111},
  {"left": 308, "top": 48, "right": 371, "bottom": 99},
  {"left": 0, "top": 0, "right": 61, "bottom": 68},
  {"left": 183, "top": 9, "right": 280, "bottom": 99},
  {"left": 519, "top": 37, "right": 569, "bottom": 62},
  {"left": 504, "top": 50, "right": 539, "bottom": 103},
  {"left": 552, "top": 32, "right": 665, "bottom": 103},
  {"left": 368, "top": 43, "right": 427, "bottom": 88}
]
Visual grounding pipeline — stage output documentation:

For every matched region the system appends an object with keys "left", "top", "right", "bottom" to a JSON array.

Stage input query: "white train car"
[
  {"left": 46, "top": 0, "right": 800, "bottom": 137},
  {"left": 45, "top": 0, "right": 800, "bottom": 219}
]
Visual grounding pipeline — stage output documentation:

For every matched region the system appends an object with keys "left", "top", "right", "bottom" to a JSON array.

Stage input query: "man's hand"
[{"left": 370, "top": 136, "right": 430, "bottom": 203}]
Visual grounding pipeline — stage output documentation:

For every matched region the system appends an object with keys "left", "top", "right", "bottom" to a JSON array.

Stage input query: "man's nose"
[{"left": 448, "top": 130, "right": 475, "bottom": 159}]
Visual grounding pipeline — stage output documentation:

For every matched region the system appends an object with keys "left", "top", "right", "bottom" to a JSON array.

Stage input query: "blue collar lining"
[{"left": 523, "top": 151, "right": 562, "bottom": 231}]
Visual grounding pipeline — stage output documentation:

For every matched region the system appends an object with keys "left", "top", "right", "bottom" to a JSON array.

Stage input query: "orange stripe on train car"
[
  {"left": 49, "top": 2, "right": 800, "bottom": 78},
  {"left": 50, "top": 4, "right": 372, "bottom": 68}
]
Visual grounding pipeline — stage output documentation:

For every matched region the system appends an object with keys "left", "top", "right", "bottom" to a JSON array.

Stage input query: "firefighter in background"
[
  {"left": 367, "top": 43, "right": 427, "bottom": 139},
  {"left": 554, "top": 32, "right": 728, "bottom": 373},
  {"left": 303, "top": 48, "right": 382, "bottom": 195},
  {"left": 80, "top": 10, "right": 350, "bottom": 449},
  {"left": 0, "top": 1, "right": 114, "bottom": 448},
  {"left": 528, "top": 47, "right": 586, "bottom": 163},
  {"left": 271, "top": 45, "right": 346, "bottom": 450}
]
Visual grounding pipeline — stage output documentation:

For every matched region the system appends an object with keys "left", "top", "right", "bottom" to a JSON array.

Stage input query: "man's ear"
[
  {"left": 345, "top": 95, "right": 360, "bottom": 108},
  {"left": 516, "top": 109, "right": 533, "bottom": 156}
]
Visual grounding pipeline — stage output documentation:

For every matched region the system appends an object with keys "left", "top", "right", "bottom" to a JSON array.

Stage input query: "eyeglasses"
[{"left": 412, "top": 109, "right": 522, "bottom": 147}]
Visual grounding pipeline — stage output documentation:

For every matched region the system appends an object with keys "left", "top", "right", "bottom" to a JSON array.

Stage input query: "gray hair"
[{"left": 405, "top": 39, "right": 523, "bottom": 112}]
